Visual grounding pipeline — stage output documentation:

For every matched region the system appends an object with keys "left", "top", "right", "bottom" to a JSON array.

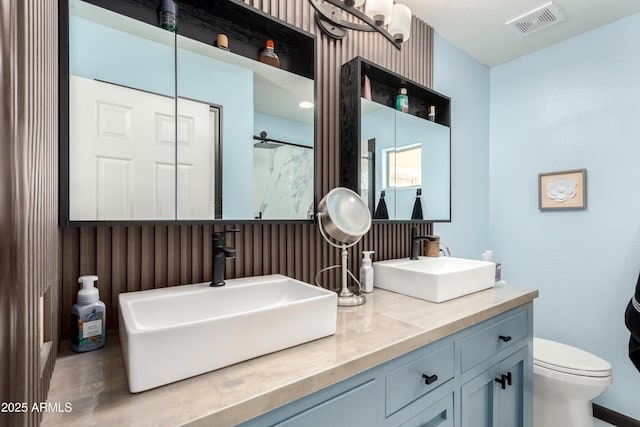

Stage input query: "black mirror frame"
[{"left": 58, "top": 0, "right": 317, "bottom": 226}]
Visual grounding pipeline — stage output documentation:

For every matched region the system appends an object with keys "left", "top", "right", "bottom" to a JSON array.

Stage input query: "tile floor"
[{"left": 593, "top": 418, "right": 615, "bottom": 426}]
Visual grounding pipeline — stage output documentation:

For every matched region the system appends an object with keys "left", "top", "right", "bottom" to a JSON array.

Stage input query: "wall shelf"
[{"left": 82, "top": 0, "right": 315, "bottom": 79}]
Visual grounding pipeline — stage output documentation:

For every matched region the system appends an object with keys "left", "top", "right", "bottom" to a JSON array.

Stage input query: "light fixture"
[
  {"left": 298, "top": 101, "right": 314, "bottom": 109},
  {"left": 316, "top": 187, "right": 372, "bottom": 306},
  {"left": 389, "top": 3, "right": 411, "bottom": 43},
  {"left": 365, "top": 0, "right": 393, "bottom": 25},
  {"left": 309, "top": 0, "right": 412, "bottom": 50}
]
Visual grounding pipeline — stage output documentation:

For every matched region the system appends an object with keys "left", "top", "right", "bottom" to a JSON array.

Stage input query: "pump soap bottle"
[
  {"left": 360, "top": 251, "right": 375, "bottom": 293},
  {"left": 71, "top": 275, "right": 106, "bottom": 352}
]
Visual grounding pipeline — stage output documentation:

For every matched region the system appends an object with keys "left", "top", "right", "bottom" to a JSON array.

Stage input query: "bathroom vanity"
[
  {"left": 240, "top": 298, "right": 532, "bottom": 427},
  {"left": 43, "top": 284, "right": 537, "bottom": 426}
]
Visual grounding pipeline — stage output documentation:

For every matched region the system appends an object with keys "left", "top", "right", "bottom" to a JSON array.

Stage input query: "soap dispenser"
[
  {"left": 71, "top": 275, "right": 106, "bottom": 353},
  {"left": 360, "top": 251, "right": 375, "bottom": 293},
  {"left": 482, "top": 250, "right": 502, "bottom": 283}
]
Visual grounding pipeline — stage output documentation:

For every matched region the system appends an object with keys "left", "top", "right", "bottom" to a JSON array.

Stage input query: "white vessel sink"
[
  {"left": 119, "top": 274, "right": 337, "bottom": 393},
  {"left": 373, "top": 257, "right": 495, "bottom": 303}
]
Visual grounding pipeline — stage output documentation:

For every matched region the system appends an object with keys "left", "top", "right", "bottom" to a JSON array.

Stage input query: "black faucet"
[
  {"left": 210, "top": 229, "right": 239, "bottom": 287},
  {"left": 410, "top": 226, "right": 438, "bottom": 260}
]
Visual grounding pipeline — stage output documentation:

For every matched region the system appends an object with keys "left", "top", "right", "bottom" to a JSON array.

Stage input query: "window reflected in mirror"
[{"left": 385, "top": 144, "right": 422, "bottom": 188}]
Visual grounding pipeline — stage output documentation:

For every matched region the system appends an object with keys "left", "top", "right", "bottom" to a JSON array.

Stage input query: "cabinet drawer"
[
  {"left": 460, "top": 310, "right": 528, "bottom": 372},
  {"left": 386, "top": 343, "right": 454, "bottom": 416},
  {"left": 273, "top": 379, "right": 378, "bottom": 427},
  {"left": 399, "top": 394, "right": 454, "bottom": 427}
]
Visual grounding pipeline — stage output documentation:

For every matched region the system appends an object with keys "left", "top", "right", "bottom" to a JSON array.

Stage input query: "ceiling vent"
[{"left": 505, "top": 2, "right": 565, "bottom": 37}]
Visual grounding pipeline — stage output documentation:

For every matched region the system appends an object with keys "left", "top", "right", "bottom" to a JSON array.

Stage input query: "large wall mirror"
[
  {"left": 341, "top": 57, "right": 451, "bottom": 222},
  {"left": 360, "top": 99, "right": 450, "bottom": 220},
  {"left": 62, "top": 0, "right": 315, "bottom": 224}
]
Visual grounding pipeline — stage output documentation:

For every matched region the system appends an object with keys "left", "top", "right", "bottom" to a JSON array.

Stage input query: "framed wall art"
[{"left": 538, "top": 169, "right": 586, "bottom": 210}]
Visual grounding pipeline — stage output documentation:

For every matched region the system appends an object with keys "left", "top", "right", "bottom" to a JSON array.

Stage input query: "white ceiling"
[{"left": 396, "top": 0, "right": 640, "bottom": 67}]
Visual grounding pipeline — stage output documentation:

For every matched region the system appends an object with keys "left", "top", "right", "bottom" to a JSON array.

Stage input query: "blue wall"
[
  {"left": 432, "top": 34, "right": 491, "bottom": 259},
  {"left": 435, "top": 14, "right": 640, "bottom": 419},
  {"left": 176, "top": 48, "right": 254, "bottom": 218},
  {"left": 489, "top": 13, "right": 640, "bottom": 419},
  {"left": 70, "top": 16, "right": 174, "bottom": 96}
]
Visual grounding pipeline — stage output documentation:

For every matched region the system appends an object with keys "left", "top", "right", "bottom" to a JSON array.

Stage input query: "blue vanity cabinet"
[
  {"left": 239, "top": 342, "right": 457, "bottom": 427},
  {"left": 459, "top": 304, "right": 532, "bottom": 427},
  {"left": 238, "top": 370, "right": 384, "bottom": 427},
  {"left": 460, "top": 346, "right": 530, "bottom": 427},
  {"left": 496, "top": 348, "right": 529, "bottom": 427},
  {"left": 239, "top": 303, "right": 533, "bottom": 427},
  {"left": 272, "top": 378, "right": 381, "bottom": 427}
]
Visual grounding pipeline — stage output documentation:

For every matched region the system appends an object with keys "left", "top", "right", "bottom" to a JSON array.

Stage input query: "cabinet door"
[
  {"left": 462, "top": 346, "right": 530, "bottom": 427},
  {"left": 496, "top": 347, "right": 529, "bottom": 427},
  {"left": 399, "top": 394, "right": 454, "bottom": 427},
  {"left": 460, "top": 367, "right": 497, "bottom": 427}
]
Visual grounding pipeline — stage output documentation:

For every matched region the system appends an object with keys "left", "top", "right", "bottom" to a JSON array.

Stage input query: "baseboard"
[{"left": 594, "top": 403, "right": 640, "bottom": 427}]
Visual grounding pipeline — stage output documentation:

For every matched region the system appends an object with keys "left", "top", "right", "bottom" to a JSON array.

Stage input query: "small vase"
[{"left": 363, "top": 75, "right": 372, "bottom": 101}]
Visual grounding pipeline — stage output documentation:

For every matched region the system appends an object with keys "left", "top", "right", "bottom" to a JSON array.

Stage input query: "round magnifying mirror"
[{"left": 318, "top": 187, "right": 371, "bottom": 245}]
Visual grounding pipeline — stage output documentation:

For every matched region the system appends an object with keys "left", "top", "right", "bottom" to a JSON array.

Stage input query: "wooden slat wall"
[
  {"left": 0, "top": 0, "right": 60, "bottom": 425},
  {"left": 60, "top": 0, "right": 435, "bottom": 337}
]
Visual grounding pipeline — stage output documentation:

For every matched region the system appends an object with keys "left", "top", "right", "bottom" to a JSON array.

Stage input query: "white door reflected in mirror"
[{"left": 69, "top": 76, "right": 216, "bottom": 221}]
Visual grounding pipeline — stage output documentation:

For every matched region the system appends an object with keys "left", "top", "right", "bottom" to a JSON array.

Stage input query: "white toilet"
[{"left": 533, "top": 337, "right": 612, "bottom": 427}]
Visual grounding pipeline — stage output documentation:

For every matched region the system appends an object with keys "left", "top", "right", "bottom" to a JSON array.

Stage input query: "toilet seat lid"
[{"left": 533, "top": 337, "right": 611, "bottom": 377}]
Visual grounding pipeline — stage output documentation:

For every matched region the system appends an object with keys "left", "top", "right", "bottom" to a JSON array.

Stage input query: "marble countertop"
[{"left": 43, "top": 283, "right": 537, "bottom": 427}]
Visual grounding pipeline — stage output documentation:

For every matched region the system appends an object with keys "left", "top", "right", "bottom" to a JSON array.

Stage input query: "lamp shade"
[
  {"left": 352, "top": 0, "right": 365, "bottom": 7},
  {"left": 318, "top": 187, "right": 371, "bottom": 244},
  {"left": 389, "top": 3, "right": 411, "bottom": 43},
  {"left": 364, "top": 0, "right": 393, "bottom": 25}
]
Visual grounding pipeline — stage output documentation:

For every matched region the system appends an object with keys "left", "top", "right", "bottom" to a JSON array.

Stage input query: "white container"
[{"left": 360, "top": 251, "right": 375, "bottom": 292}]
